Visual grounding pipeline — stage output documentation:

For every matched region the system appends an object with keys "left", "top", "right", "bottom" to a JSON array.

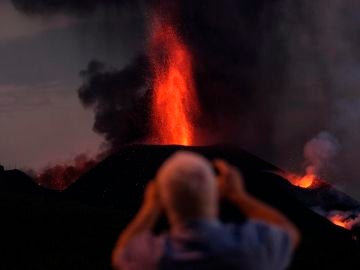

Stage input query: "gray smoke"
[{"left": 303, "top": 131, "right": 340, "bottom": 177}]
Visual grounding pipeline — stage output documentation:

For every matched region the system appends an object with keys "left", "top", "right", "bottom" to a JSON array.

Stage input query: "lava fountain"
[{"left": 149, "top": 14, "right": 199, "bottom": 146}]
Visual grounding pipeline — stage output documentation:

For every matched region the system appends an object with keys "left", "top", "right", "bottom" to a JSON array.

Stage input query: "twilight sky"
[{"left": 0, "top": 0, "right": 143, "bottom": 169}]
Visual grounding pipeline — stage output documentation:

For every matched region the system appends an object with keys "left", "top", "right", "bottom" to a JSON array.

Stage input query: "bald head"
[{"left": 156, "top": 151, "right": 218, "bottom": 225}]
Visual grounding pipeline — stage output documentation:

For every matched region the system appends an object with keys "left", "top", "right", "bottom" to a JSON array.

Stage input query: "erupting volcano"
[{"left": 149, "top": 14, "right": 200, "bottom": 146}]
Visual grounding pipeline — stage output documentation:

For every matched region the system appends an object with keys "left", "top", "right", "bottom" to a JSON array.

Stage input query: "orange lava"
[
  {"left": 328, "top": 213, "right": 352, "bottom": 230},
  {"left": 284, "top": 173, "right": 317, "bottom": 188},
  {"left": 329, "top": 215, "right": 348, "bottom": 229},
  {"left": 149, "top": 16, "right": 199, "bottom": 146}
]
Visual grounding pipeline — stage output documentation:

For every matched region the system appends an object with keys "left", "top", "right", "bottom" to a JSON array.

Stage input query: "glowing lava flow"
[
  {"left": 149, "top": 17, "right": 199, "bottom": 146},
  {"left": 279, "top": 171, "right": 317, "bottom": 189},
  {"left": 280, "top": 171, "right": 357, "bottom": 230},
  {"left": 329, "top": 214, "right": 348, "bottom": 229},
  {"left": 287, "top": 173, "right": 316, "bottom": 188}
]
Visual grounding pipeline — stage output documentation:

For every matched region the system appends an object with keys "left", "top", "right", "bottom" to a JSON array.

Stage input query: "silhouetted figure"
[{"left": 112, "top": 151, "right": 300, "bottom": 270}]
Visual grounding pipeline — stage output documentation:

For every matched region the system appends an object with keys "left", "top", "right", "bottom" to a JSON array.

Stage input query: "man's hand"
[
  {"left": 213, "top": 159, "right": 247, "bottom": 201},
  {"left": 112, "top": 180, "right": 163, "bottom": 261},
  {"left": 214, "top": 159, "right": 301, "bottom": 248}
]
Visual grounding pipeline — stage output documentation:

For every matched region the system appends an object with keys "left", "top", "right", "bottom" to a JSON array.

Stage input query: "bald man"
[{"left": 112, "top": 151, "right": 300, "bottom": 270}]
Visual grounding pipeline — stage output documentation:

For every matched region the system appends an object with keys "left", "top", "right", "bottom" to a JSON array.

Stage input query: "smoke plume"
[
  {"left": 78, "top": 57, "right": 150, "bottom": 151},
  {"left": 303, "top": 132, "right": 340, "bottom": 178}
]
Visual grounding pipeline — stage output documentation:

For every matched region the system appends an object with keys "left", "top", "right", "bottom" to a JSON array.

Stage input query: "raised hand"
[{"left": 213, "top": 159, "right": 246, "bottom": 201}]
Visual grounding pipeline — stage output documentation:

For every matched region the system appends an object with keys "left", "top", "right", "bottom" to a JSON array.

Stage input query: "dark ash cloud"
[{"left": 78, "top": 56, "right": 151, "bottom": 151}]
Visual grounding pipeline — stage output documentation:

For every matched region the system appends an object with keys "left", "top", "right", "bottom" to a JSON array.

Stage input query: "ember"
[{"left": 149, "top": 12, "right": 199, "bottom": 146}]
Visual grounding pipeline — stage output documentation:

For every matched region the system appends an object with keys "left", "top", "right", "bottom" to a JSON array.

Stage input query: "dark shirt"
[{"left": 114, "top": 219, "right": 293, "bottom": 270}]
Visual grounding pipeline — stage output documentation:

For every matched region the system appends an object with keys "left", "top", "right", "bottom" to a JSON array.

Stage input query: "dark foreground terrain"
[{"left": 1, "top": 145, "right": 359, "bottom": 269}]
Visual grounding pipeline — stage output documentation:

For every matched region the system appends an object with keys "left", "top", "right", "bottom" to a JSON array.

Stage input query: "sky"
[
  {"left": 1, "top": 0, "right": 360, "bottom": 199},
  {"left": 0, "top": 0, "right": 142, "bottom": 169}
]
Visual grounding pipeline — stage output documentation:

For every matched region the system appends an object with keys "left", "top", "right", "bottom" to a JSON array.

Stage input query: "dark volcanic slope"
[{"left": 1, "top": 145, "right": 360, "bottom": 270}]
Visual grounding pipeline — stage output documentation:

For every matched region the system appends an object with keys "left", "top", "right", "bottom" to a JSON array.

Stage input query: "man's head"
[{"left": 156, "top": 151, "right": 218, "bottom": 225}]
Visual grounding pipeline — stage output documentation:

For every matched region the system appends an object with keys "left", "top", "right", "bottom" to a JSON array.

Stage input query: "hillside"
[{"left": 1, "top": 144, "right": 359, "bottom": 269}]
